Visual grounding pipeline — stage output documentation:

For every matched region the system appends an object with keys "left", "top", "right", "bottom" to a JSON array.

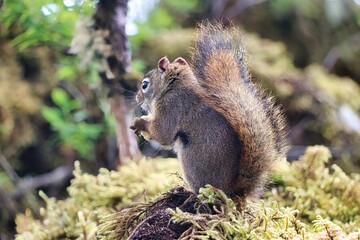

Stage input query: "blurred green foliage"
[
  {"left": 0, "top": 0, "right": 95, "bottom": 50},
  {"left": 0, "top": 171, "right": 11, "bottom": 188},
  {"left": 269, "top": 0, "right": 360, "bottom": 27},
  {"left": 0, "top": 0, "right": 110, "bottom": 164},
  {"left": 128, "top": 0, "right": 201, "bottom": 58},
  {"left": 270, "top": 0, "right": 317, "bottom": 18},
  {"left": 42, "top": 88, "right": 103, "bottom": 160}
]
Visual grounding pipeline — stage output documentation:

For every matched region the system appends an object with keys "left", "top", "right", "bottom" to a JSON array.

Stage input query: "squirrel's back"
[{"left": 190, "top": 23, "right": 288, "bottom": 197}]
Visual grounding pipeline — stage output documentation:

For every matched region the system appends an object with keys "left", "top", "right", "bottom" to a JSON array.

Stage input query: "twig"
[
  {"left": 0, "top": 152, "right": 20, "bottom": 183},
  {"left": 323, "top": 32, "right": 360, "bottom": 71},
  {"left": 11, "top": 165, "right": 73, "bottom": 199}
]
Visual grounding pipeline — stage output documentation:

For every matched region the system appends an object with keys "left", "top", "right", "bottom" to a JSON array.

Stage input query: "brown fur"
[
  {"left": 131, "top": 23, "right": 288, "bottom": 198},
  {"left": 190, "top": 23, "right": 288, "bottom": 196}
]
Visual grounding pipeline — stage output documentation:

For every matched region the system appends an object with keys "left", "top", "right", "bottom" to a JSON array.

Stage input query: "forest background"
[{"left": 1, "top": 0, "right": 360, "bottom": 239}]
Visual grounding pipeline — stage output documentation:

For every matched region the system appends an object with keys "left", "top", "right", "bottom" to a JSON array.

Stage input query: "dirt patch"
[{"left": 128, "top": 187, "right": 198, "bottom": 239}]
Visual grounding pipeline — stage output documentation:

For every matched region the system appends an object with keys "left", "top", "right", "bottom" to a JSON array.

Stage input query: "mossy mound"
[{"left": 16, "top": 146, "right": 360, "bottom": 239}]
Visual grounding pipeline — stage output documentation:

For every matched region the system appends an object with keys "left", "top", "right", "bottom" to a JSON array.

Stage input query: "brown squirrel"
[{"left": 130, "top": 23, "right": 288, "bottom": 198}]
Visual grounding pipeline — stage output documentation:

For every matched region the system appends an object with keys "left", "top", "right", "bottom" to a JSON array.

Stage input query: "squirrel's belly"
[
  {"left": 177, "top": 135, "right": 241, "bottom": 194},
  {"left": 172, "top": 106, "right": 242, "bottom": 194}
]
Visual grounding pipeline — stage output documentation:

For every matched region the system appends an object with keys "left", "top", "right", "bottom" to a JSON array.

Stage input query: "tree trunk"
[{"left": 94, "top": 0, "right": 141, "bottom": 164}]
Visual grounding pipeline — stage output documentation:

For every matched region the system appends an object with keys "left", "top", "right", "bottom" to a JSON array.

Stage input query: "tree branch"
[
  {"left": 0, "top": 152, "right": 20, "bottom": 183},
  {"left": 11, "top": 165, "right": 73, "bottom": 199},
  {"left": 323, "top": 32, "right": 360, "bottom": 71}
]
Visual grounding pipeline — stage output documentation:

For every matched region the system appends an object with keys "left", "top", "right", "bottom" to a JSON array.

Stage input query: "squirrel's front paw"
[
  {"left": 130, "top": 117, "right": 145, "bottom": 135},
  {"left": 130, "top": 117, "right": 150, "bottom": 137}
]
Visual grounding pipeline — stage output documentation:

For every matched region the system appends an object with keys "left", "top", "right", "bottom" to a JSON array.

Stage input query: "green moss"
[
  {"left": 269, "top": 146, "right": 360, "bottom": 230},
  {"left": 0, "top": 42, "right": 41, "bottom": 150},
  {"left": 15, "top": 159, "right": 182, "bottom": 240},
  {"left": 305, "top": 65, "right": 360, "bottom": 109},
  {"left": 16, "top": 146, "right": 360, "bottom": 239}
]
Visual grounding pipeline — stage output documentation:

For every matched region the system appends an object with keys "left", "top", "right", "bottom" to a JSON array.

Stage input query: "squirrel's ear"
[
  {"left": 174, "top": 57, "right": 188, "bottom": 65},
  {"left": 158, "top": 57, "right": 170, "bottom": 72}
]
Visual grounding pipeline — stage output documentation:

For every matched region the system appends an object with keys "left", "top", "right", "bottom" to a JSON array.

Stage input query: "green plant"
[
  {"left": 42, "top": 88, "right": 103, "bottom": 160},
  {"left": 0, "top": 0, "right": 95, "bottom": 50}
]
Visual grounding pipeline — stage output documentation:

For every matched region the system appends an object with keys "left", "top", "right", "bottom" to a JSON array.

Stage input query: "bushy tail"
[{"left": 190, "top": 22, "right": 288, "bottom": 196}]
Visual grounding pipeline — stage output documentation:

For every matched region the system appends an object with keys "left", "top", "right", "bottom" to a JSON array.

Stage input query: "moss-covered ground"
[{"left": 16, "top": 146, "right": 360, "bottom": 239}]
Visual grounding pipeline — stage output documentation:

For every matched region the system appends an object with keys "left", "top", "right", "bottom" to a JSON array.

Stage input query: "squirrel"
[{"left": 130, "top": 23, "right": 288, "bottom": 198}]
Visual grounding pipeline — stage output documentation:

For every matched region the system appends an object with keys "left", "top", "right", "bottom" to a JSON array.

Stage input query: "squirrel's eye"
[{"left": 141, "top": 78, "right": 150, "bottom": 93}]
